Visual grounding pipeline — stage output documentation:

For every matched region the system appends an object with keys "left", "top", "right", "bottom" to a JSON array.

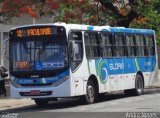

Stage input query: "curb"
[{"left": 146, "top": 86, "right": 160, "bottom": 89}]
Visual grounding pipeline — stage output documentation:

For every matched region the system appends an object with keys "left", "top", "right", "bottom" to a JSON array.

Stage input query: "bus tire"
[
  {"left": 34, "top": 99, "right": 49, "bottom": 107},
  {"left": 124, "top": 74, "right": 144, "bottom": 96},
  {"left": 81, "top": 80, "right": 96, "bottom": 104},
  {"left": 133, "top": 74, "right": 144, "bottom": 96}
]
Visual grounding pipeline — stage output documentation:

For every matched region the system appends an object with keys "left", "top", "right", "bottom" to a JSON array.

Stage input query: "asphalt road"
[{"left": 0, "top": 88, "right": 160, "bottom": 118}]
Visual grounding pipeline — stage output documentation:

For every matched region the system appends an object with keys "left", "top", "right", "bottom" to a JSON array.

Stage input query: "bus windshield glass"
[{"left": 11, "top": 38, "right": 68, "bottom": 72}]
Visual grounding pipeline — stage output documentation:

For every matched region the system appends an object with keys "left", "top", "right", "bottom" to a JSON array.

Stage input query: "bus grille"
[
  {"left": 19, "top": 91, "right": 52, "bottom": 96},
  {"left": 19, "top": 83, "right": 52, "bottom": 86}
]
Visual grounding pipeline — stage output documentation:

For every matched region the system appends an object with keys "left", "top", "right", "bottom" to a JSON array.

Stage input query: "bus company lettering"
[
  {"left": 110, "top": 63, "right": 124, "bottom": 70},
  {"left": 144, "top": 61, "right": 151, "bottom": 66},
  {"left": 43, "top": 61, "right": 64, "bottom": 69}
]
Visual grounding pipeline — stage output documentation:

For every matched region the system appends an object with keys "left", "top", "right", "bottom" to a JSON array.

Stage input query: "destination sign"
[
  {"left": 16, "top": 27, "right": 53, "bottom": 37},
  {"left": 16, "top": 61, "right": 29, "bottom": 69}
]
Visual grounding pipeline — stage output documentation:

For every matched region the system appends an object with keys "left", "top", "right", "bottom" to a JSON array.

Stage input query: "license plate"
[{"left": 30, "top": 90, "right": 40, "bottom": 95}]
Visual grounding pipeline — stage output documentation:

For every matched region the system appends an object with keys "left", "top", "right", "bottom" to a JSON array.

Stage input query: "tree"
[
  {"left": 99, "top": 0, "right": 160, "bottom": 43},
  {"left": 0, "top": 0, "right": 160, "bottom": 43}
]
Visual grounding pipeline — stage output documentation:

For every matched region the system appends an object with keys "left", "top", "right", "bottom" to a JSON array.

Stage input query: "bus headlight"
[{"left": 10, "top": 76, "right": 22, "bottom": 88}]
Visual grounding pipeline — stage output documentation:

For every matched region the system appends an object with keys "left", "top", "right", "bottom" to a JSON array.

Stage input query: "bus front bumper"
[{"left": 10, "top": 79, "right": 71, "bottom": 99}]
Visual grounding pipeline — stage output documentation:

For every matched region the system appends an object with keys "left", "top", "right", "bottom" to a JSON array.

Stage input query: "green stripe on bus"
[{"left": 135, "top": 58, "right": 140, "bottom": 71}]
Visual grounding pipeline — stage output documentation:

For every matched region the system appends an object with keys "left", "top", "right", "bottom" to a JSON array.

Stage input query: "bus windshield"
[{"left": 11, "top": 38, "right": 68, "bottom": 72}]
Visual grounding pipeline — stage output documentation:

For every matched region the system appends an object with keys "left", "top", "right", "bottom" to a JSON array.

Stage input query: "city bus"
[{"left": 9, "top": 22, "right": 158, "bottom": 106}]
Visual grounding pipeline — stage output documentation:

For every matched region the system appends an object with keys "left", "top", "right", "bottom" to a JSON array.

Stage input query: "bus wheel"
[
  {"left": 134, "top": 74, "right": 144, "bottom": 96},
  {"left": 124, "top": 74, "right": 144, "bottom": 96},
  {"left": 34, "top": 99, "right": 49, "bottom": 107},
  {"left": 81, "top": 80, "right": 96, "bottom": 104}
]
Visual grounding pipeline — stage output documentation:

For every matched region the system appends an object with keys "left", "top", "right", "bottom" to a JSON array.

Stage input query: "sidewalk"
[{"left": 0, "top": 97, "right": 34, "bottom": 111}]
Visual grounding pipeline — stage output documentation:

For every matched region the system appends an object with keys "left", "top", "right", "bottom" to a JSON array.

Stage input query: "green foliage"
[{"left": 129, "top": 0, "right": 160, "bottom": 44}]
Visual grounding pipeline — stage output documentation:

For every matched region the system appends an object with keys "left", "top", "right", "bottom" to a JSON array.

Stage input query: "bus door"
[{"left": 69, "top": 31, "right": 86, "bottom": 96}]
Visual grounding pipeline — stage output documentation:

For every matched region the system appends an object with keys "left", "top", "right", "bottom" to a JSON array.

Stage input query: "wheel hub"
[{"left": 87, "top": 85, "right": 94, "bottom": 101}]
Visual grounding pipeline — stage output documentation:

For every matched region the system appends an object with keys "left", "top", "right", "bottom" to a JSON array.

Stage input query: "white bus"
[{"left": 9, "top": 23, "right": 158, "bottom": 106}]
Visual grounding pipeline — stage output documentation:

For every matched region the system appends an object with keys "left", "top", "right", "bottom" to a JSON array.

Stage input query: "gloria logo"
[{"left": 96, "top": 59, "right": 108, "bottom": 84}]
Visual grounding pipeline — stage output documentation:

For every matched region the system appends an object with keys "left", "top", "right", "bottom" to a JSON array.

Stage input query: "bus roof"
[{"left": 10, "top": 22, "right": 155, "bottom": 35}]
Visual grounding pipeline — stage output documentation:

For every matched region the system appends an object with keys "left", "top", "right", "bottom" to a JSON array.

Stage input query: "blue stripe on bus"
[
  {"left": 109, "top": 28, "right": 154, "bottom": 34},
  {"left": 87, "top": 26, "right": 154, "bottom": 35},
  {"left": 18, "top": 69, "right": 69, "bottom": 85},
  {"left": 95, "top": 57, "right": 156, "bottom": 76}
]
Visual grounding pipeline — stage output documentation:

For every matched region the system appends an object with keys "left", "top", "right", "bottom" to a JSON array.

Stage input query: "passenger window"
[
  {"left": 135, "top": 35, "right": 145, "bottom": 57},
  {"left": 145, "top": 35, "right": 155, "bottom": 56},
  {"left": 135, "top": 35, "right": 144, "bottom": 46},
  {"left": 84, "top": 32, "right": 99, "bottom": 58},
  {"left": 115, "top": 34, "right": 125, "bottom": 57},
  {"left": 126, "top": 35, "right": 135, "bottom": 57},
  {"left": 145, "top": 35, "right": 154, "bottom": 46},
  {"left": 99, "top": 33, "right": 113, "bottom": 58},
  {"left": 115, "top": 34, "right": 124, "bottom": 46},
  {"left": 100, "top": 46, "right": 112, "bottom": 57},
  {"left": 100, "top": 34, "right": 112, "bottom": 45}
]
